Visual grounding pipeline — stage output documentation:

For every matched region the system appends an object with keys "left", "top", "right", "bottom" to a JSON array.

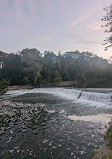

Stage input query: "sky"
[{"left": 0, "top": 0, "right": 112, "bottom": 59}]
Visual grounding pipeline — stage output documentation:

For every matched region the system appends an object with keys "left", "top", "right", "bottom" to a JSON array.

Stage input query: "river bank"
[
  {"left": 8, "top": 85, "right": 34, "bottom": 90},
  {"left": 0, "top": 81, "right": 76, "bottom": 93},
  {"left": 91, "top": 137, "right": 112, "bottom": 159},
  {"left": 0, "top": 81, "right": 76, "bottom": 95},
  {"left": 93, "top": 121, "right": 112, "bottom": 159},
  {"left": 0, "top": 85, "right": 33, "bottom": 95},
  {"left": 0, "top": 87, "right": 8, "bottom": 95}
]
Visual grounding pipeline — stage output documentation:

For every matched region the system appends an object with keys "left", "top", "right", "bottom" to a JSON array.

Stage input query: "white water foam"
[
  {"left": 6, "top": 88, "right": 81, "bottom": 100},
  {"left": 81, "top": 91, "right": 112, "bottom": 103},
  {"left": 5, "top": 88, "right": 112, "bottom": 107},
  {"left": 31, "top": 88, "right": 81, "bottom": 100},
  {"left": 47, "top": 110, "right": 55, "bottom": 113},
  {"left": 68, "top": 114, "right": 112, "bottom": 125},
  {"left": 5, "top": 89, "right": 30, "bottom": 95}
]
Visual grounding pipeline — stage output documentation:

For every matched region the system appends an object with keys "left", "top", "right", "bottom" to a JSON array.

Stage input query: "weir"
[
  {"left": 79, "top": 91, "right": 112, "bottom": 103},
  {"left": 77, "top": 91, "right": 83, "bottom": 99},
  {"left": 5, "top": 88, "right": 112, "bottom": 105},
  {"left": 31, "top": 88, "right": 82, "bottom": 100}
]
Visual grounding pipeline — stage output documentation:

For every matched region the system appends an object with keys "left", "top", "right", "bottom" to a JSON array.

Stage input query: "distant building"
[{"left": 0, "top": 62, "right": 3, "bottom": 69}]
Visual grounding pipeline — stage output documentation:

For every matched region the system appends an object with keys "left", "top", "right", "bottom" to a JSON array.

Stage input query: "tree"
[
  {"left": 0, "top": 79, "right": 10, "bottom": 91},
  {"left": 21, "top": 48, "right": 42, "bottom": 85},
  {"left": 54, "top": 71, "right": 62, "bottom": 82},
  {"left": 76, "top": 73, "right": 87, "bottom": 88},
  {"left": 102, "top": 4, "right": 112, "bottom": 50}
]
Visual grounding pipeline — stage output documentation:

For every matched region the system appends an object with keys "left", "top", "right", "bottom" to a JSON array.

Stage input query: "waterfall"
[
  {"left": 5, "top": 88, "right": 112, "bottom": 105},
  {"left": 6, "top": 88, "right": 82, "bottom": 100},
  {"left": 31, "top": 88, "right": 82, "bottom": 100},
  {"left": 79, "top": 91, "right": 112, "bottom": 103}
]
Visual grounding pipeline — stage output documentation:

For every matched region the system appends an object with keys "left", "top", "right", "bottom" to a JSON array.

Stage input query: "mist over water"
[{"left": 0, "top": 88, "right": 112, "bottom": 159}]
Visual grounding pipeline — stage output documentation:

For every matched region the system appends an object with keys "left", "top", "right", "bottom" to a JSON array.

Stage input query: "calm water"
[{"left": 0, "top": 88, "right": 112, "bottom": 159}]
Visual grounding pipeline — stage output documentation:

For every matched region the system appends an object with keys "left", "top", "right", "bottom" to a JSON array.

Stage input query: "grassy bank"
[{"left": 88, "top": 120, "right": 112, "bottom": 159}]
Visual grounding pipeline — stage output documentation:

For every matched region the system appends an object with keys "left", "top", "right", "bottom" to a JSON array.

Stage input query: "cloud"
[
  {"left": 43, "top": 36, "right": 52, "bottom": 42},
  {"left": 71, "top": 15, "right": 87, "bottom": 27},
  {"left": 87, "top": 22, "right": 103, "bottom": 31},
  {"left": 31, "top": 35, "right": 52, "bottom": 42},
  {"left": 70, "top": 8, "right": 96, "bottom": 28}
]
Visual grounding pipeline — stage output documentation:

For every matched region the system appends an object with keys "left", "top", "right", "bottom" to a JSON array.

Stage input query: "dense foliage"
[
  {"left": 102, "top": 4, "right": 112, "bottom": 50},
  {"left": 0, "top": 79, "right": 10, "bottom": 92},
  {"left": 104, "top": 121, "right": 112, "bottom": 149},
  {"left": 0, "top": 49, "right": 112, "bottom": 88}
]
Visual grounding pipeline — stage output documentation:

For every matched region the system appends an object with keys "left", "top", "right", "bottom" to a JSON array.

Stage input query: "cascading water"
[
  {"left": 79, "top": 91, "right": 112, "bottom": 104},
  {"left": 6, "top": 88, "right": 82, "bottom": 100},
  {"left": 5, "top": 88, "right": 112, "bottom": 106}
]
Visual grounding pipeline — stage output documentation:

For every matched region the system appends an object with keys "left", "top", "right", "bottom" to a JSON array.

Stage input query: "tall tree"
[
  {"left": 102, "top": 4, "right": 112, "bottom": 50},
  {"left": 21, "top": 48, "right": 42, "bottom": 85}
]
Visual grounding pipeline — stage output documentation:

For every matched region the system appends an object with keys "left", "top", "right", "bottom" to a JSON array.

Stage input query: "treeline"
[{"left": 0, "top": 48, "right": 112, "bottom": 88}]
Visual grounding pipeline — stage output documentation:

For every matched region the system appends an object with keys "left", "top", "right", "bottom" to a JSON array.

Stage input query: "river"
[{"left": 0, "top": 88, "right": 112, "bottom": 159}]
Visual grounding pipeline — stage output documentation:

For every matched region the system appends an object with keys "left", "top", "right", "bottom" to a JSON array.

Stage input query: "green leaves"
[{"left": 102, "top": 4, "right": 112, "bottom": 50}]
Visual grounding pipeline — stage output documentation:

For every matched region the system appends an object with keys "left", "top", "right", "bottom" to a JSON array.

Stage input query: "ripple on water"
[{"left": 0, "top": 91, "right": 112, "bottom": 159}]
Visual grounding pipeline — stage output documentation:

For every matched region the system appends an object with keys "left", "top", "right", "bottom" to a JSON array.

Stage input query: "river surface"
[{"left": 0, "top": 88, "right": 112, "bottom": 159}]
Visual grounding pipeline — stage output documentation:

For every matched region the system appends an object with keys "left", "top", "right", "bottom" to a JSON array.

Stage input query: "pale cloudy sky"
[{"left": 0, "top": 0, "right": 111, "bottom": 59}]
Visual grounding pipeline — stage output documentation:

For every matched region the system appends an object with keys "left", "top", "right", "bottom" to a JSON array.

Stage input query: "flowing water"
[{"left": 0, "top": 88, "right": 112, "bottom": 159}]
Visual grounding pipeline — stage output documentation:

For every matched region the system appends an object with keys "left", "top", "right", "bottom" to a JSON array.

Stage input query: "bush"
[
  {"left": 104, "top": 120, "right": 112, "bottom": 149},
  {"left": 0, "top": 79, "right": 10, "bottom": 91}
]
